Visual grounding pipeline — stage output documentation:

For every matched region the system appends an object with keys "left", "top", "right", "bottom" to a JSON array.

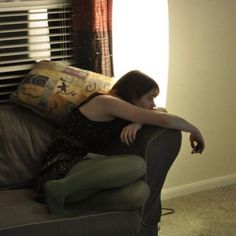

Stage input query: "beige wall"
[{"left": 164, "top": 0, "right": 236, "bottom": 189}]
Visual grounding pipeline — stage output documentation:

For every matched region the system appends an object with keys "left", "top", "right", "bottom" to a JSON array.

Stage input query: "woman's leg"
[
  {"left": 43, "top": 154, "right": 147, "bottom": 215},
  {"left": 140, "top": 129, "right": 182, "bottom": 236},
  {"left": 64, "top": 179, "right": 150, "bottom": 217}
]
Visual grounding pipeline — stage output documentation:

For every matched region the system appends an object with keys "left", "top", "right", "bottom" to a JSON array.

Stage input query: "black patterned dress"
[{"left": 36, "top": 96, "right": 126, "bottom": 192}]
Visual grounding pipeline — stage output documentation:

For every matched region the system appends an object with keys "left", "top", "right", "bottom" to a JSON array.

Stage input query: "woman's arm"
[
  {"left": 100, "top": 95, "right": 205, "bottom": 153},
  {"left": 101, "top": 95, "right": 195, "bottom": 131},
  {"left": 120, "top": 108, "right": 167, "bottom": 146}
]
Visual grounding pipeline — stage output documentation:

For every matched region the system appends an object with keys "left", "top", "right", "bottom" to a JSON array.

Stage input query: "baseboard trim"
[{"left": 161, "top": 173, "right": 236, "bottom": 200}]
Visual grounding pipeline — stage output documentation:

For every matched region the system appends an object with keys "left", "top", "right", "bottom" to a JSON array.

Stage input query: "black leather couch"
[{"left": 0, "top": 103, "right": 181, "bottom": 236}]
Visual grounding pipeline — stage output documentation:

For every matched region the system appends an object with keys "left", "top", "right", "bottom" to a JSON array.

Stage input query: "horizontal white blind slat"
[
  {"left": 0, "top": 83, "right": 20, "bottom": 88},
  {"left": 0, "top": 56, "right": 73, "bottom": 66},
  {"left": 0, "top": 18, "right": 71, "bottom": 26},
  {"left": 0, "top": 64, "right": 34, "bottom": 73},
  {"left": 0, "top": 60, "right": 72, "bottom": 73},
  {"left": 1, "top": 33, "right": 72, "bottom": 42},
  {"left": 0, "top": 47, "right": 72, "bottom": 58},
  {"left": 0, "top": 91, "right": 14, "bottom": 96},
  {"left": 0, "top": 57, "right": 73, "bottom": 67},
  {"left": 0, "top": 5, "right": 70, "bottom": 12},
  {"left": 0, "top": 74, "right": 26, "bottom": 80},
  {"left": 0, "top": 1, "right": 71, "bottom": 12},
  {"left": 0, "top": 40, "right": 72, "bottom": 50},
  {"left": 0, "top": 10, "right": 71, "bottom": 18},
  {"left": 1, "top": 26, "right": 71, "bottom": 34}
]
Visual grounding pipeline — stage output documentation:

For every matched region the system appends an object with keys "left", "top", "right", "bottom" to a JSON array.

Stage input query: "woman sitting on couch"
[{"left": 36, "top": 70, "right": 205, "bottom": 219}]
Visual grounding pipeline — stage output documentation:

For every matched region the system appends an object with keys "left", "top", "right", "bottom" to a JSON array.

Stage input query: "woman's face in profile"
[{"left": 132, "top": 88, "right": 159, "bottom": 110}]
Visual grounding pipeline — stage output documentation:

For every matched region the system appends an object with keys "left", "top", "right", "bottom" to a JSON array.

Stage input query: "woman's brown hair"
[{"left": 109, "top": 70, "right": 159, "bottom": 102}]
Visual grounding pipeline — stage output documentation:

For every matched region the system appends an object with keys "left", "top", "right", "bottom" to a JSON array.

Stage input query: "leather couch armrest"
[
  {"left": 103, "top": 125, "right": 182, "bottom": 159},
  {"left": 102, "top": 125, "right": 182, "bottom": 229}
]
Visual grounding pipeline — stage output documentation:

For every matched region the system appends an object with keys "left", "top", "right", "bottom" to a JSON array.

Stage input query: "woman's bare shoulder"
[
  {"left": 93, "top": 94, "right": 151, "bottom": 122},
  {"left": 93, "top": 94, "right": 168, "bottom": 126},
  {"left": 79, "top": 94, "right": 117, "bottom": 121},
  {"left": 93, "top": 94, "right": 119, "bottom": 101},
  {"left": 91, "top": 94, "right": 125, "bottom": 107}
]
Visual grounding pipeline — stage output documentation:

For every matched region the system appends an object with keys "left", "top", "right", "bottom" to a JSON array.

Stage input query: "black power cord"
[{"left": 161, "top": 207, "right": 175, "bottom": 216}]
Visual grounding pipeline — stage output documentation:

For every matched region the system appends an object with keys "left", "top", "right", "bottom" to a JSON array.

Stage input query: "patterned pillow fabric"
[{"left": 10, "top": 60, "right": 116, "bottom": 122}]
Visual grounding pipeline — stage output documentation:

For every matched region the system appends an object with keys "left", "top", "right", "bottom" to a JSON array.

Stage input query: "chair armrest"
[
  {"left": 102, "top": 125, "right": 182, "bottom": 229},
  {"left": 103, "top": 125, "right": 182, "bottom": 159}
]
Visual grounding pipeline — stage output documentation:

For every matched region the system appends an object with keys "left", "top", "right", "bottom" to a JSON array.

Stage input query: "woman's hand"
[
  {"left": 120, "top": 123, "right": 142, "bottom": 146},
  {"left": 189, "top": 129, "right": 205, "bottom": 154}
]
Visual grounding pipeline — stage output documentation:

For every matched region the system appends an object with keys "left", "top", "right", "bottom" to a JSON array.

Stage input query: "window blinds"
[{"left": 0, "top": 0, "right": 73, "bottom": 103}]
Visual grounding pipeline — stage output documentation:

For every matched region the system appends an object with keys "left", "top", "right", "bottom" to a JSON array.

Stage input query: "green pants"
[{"left": 43, "top": 154, "right": 150, "bottom": 217}]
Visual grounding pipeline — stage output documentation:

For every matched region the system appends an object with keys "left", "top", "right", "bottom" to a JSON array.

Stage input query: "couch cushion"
[
  {"left": 0, "top": 188, "right": 140, "bottom": 236},
  {"left": 0, "top": 104, "right": 54, "bottom": 189},
  {"left": 10, "top": 60, "right": 116, "bottom": 122}
]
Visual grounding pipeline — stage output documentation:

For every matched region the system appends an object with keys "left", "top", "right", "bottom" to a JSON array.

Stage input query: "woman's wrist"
[{"left": 189, "top": 124, "right": 199, "bottom": 135}]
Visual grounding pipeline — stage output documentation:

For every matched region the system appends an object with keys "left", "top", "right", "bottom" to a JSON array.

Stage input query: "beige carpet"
[{"left": 159, "top": 184, "right": 236, "bottom": 236}]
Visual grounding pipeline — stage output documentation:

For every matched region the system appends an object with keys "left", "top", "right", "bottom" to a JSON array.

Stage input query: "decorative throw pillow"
[{"left": 10, "top": 60, "right": 116, "bottom": 122}]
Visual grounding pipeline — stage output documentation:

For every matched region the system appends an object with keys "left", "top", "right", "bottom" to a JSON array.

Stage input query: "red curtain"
[{"left": 72, "top": 0, "right": 113, "bottom": 76}]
